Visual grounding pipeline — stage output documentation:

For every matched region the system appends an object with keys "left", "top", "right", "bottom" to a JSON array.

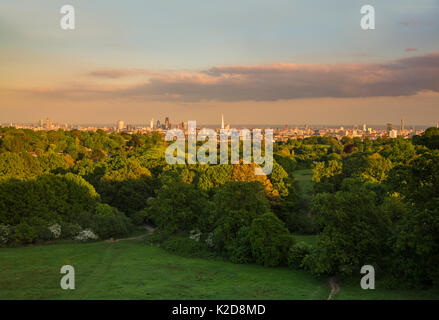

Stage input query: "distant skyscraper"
[
  {"left": 362, "top": 123, "right": 367, "bottom": 132},
  {"left": 150, "top": 118, "right": 154, "bottom": 129},
  {"left": 386, "top": 123, "right": 393, "bottom": 133},
  {"left": 117, "top": 120, "right": 124, "bottom": 131},
  {"left": 165, "top": 117, "right": 170, "bottom": 129},
  {"left": 156, "top": 120, "right": 161, "bottom": 129},
  {"left": 45, "top": 118, "right": 52, "bottom": 130},
  {"left": 221, "top": 114, "right": 224, "bottom": 130},
  {"left": 401, "top": 119, "right": 405, "bottom": 131}
]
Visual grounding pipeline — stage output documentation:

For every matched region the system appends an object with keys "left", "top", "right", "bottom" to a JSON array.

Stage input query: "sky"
[{"left": 0, "top": 0, "right": 438, "bottom": 126}]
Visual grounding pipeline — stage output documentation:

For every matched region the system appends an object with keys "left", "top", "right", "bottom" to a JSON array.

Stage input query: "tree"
[
  {"left": 414, "top": 127, "right": 439, "bottom": 150},
  {"left": 248, "top": 213, "right": 294, "bottom": 267},
  {"left": 308, "top": 184, "right": 391, "bottom": 275},
  {"left": 146, "top": 178, "right": 210, "bottom": 234},
  {"left": 211, "top": 181, "right": 271, "bottom": 255}
]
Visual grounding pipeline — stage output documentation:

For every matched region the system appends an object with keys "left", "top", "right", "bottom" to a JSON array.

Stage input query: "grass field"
[
  {"left": 1, "top": 237, "right": 438, "bottom": 300},
  {"left": 0, "top": 238, "right": 328, "bottom": 300},
  {"left": 293, "top": 169, "right": 314, "bottom": 206}
]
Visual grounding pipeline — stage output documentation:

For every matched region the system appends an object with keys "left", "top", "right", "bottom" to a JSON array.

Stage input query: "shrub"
[
  {"left": 161, "top": 236, "right": 216, "bottom": 259},
  {"left": 0, "top": 224, "right": 9, "bottom": 246},
  {"left": 130, "top": 209, "right": 147, "bottom": 226},
  {"left": 48, "top": 223, "right": 62, "bottom": 239},
  {"left": 75, "top": 229, "right": 99, "bottom": 241},
  {"left": 61, "top": 222, "right": 82, "bottom": 239},
  {"left": 226, "top": 227, "right": 253, "bottom": 264},
  {"left": 143, "top": 231, "right": 170, "bottom": 246},
  {"left": 288, "top": 242, "right": 312, "bottom": 269},
  {"left": 35, "top": 224, "right": 54, "bottom": 241},
  {"left": 9, "top": 223, "right": 37, "bottom": 244},
  {"left": 248, "top": 213, "right": 295, "bottom": 267},
  {"left": 89, "top": 209, "right": 133, "bottom": 239}
]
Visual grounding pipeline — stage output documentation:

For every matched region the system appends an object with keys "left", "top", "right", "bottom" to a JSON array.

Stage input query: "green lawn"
[
  {"left": 334, "top": 280, "right": 439, "bottom": 300},
  {"left": 293, "top": 169, "right": 314, "bottom": 205},
  {"left": 1, "top": 238, "right": 438, "bottom": 300},
  {"left": 0, "top": 239, "right": 328, "bottom": 300}
]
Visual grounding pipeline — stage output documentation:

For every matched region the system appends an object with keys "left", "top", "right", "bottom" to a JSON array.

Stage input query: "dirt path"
[
  {"left": 105, "top": 224, "right": 155, "bottom": 243},
  {"left": 327, "top": 276, "right": 340, "bottom": 300}
]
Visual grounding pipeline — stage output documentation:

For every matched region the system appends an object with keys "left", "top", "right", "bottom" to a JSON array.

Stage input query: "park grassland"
[
  {"left": 1, "top": 238, "right": 438, "bottom": 300},
  {"left": 0, "top": 239, "right": 328, "bottom": 300}
]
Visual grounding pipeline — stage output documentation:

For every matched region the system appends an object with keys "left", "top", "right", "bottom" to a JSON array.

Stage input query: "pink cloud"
[{"left": 26, "top": 53, "right": 439, "bottom": 102}]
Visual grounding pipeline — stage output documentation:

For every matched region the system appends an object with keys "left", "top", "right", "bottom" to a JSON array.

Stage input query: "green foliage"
[
  {"left": 312, "top": 160, "right": 343, "bottom": 186},
  {"left": 60, "top": 222, "right": 82, "bottom": 239},
  {"left": 227, "top": 227, "right": 253, "bottom": 264},
  {"left": 310, "top": 183, "right": 391, "bottom": 275},
  {"left": 414, "top": 127, "right": 439, "bottom": 150},
  {"left": 9, "top": 222, "right": 38, "bottom": 245},
  {"left": 212, "top": 182, "right": 270, "bottom": 256},
  {"left": 213, "top": 181, "right": 270, "bottom": 217},
  {"left": 161, "top": 235, "right": 217, "bottom": 259},
  {"left": 88, "top": 206, "right": 133, "bottom": 239},
  {"left": 147, "top": 177, "right": 210, "bottom": 234},
  {"left": 0, "top": 152, "right": 42, "bottom": 180},
  {"left": 248, "top": 213, "right": 295, "bottom": 267},
  {"left": 392, "top": 205, "right": 439, "bottom": 286},
  {"left": 288, "top": 242, "right": 313, "bottom": 269},
  {"left": 360, "top": 153, "right": 392, "bottom": 183}
]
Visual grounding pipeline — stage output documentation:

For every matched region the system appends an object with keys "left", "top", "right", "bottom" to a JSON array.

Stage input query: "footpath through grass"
[
  {"left": 1, "top": 238, "right": 438, "bottom": 300},
  {"left": 0, "top": 239, "right": 328, "bottom": 300},
  {"left": 293, "top": 169, "right": 314, "bottom": 206}
]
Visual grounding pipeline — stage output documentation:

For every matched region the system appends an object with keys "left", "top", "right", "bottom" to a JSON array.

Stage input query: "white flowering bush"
[
  {"left": 189, "top": 229, "right": 201, "bottom": 242},
  {"left": 74, "top": 229, "right": 98, "bottom": 241},
  {"left": 205, "top": 232, "right": 214, "bottom": 248},
  {"left": 0, "top": 224, "right": 9, "bottom": 245},
  {"left": 48, "top": 223, "right": 61, "bottom": 239}
]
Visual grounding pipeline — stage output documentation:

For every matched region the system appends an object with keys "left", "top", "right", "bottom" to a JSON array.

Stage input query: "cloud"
[
  {"left": 24, "top": 53, "right": 439, "bottom": 102},
  {"left": 88, "top": 69, "right": 155, "bottom": 78},
  {"left": 405, "top": 48, "right": 418, "bottom": 52}
]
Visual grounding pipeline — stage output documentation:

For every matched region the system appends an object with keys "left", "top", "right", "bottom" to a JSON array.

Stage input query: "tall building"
[
  {"left": 45, "top": 118, "right": 52, "bottom": 130},
  {"left": 362, "top": 123, "right": 367, "bottom": 132},
  {"left": 165, "top": 117, "right": 170, "bottom": 130},
  {"left": 117, "top": 120, "right": 124, "bottom": 131},
  {"left": 150, "top": 118, "right": 154, "bottom": 129},
  {"left": 401, "top": 119, "right": 405, "bottom": 131},
  {"left": 221, "top": 114, "right": 224, "bottom": 130},
  {"left": 156, "top": 120, "right": 161, "bottom": 129},
  {"left": 386, "top": 123, "right": 393, "bottom": 133}
]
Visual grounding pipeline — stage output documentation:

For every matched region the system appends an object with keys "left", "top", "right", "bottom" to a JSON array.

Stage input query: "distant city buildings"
[
  {"left": 117, "top": 120, "right": 124, "bottom": 132},
  {"left": 1, "top": 115, "right": 434, "bottom": 142}
]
